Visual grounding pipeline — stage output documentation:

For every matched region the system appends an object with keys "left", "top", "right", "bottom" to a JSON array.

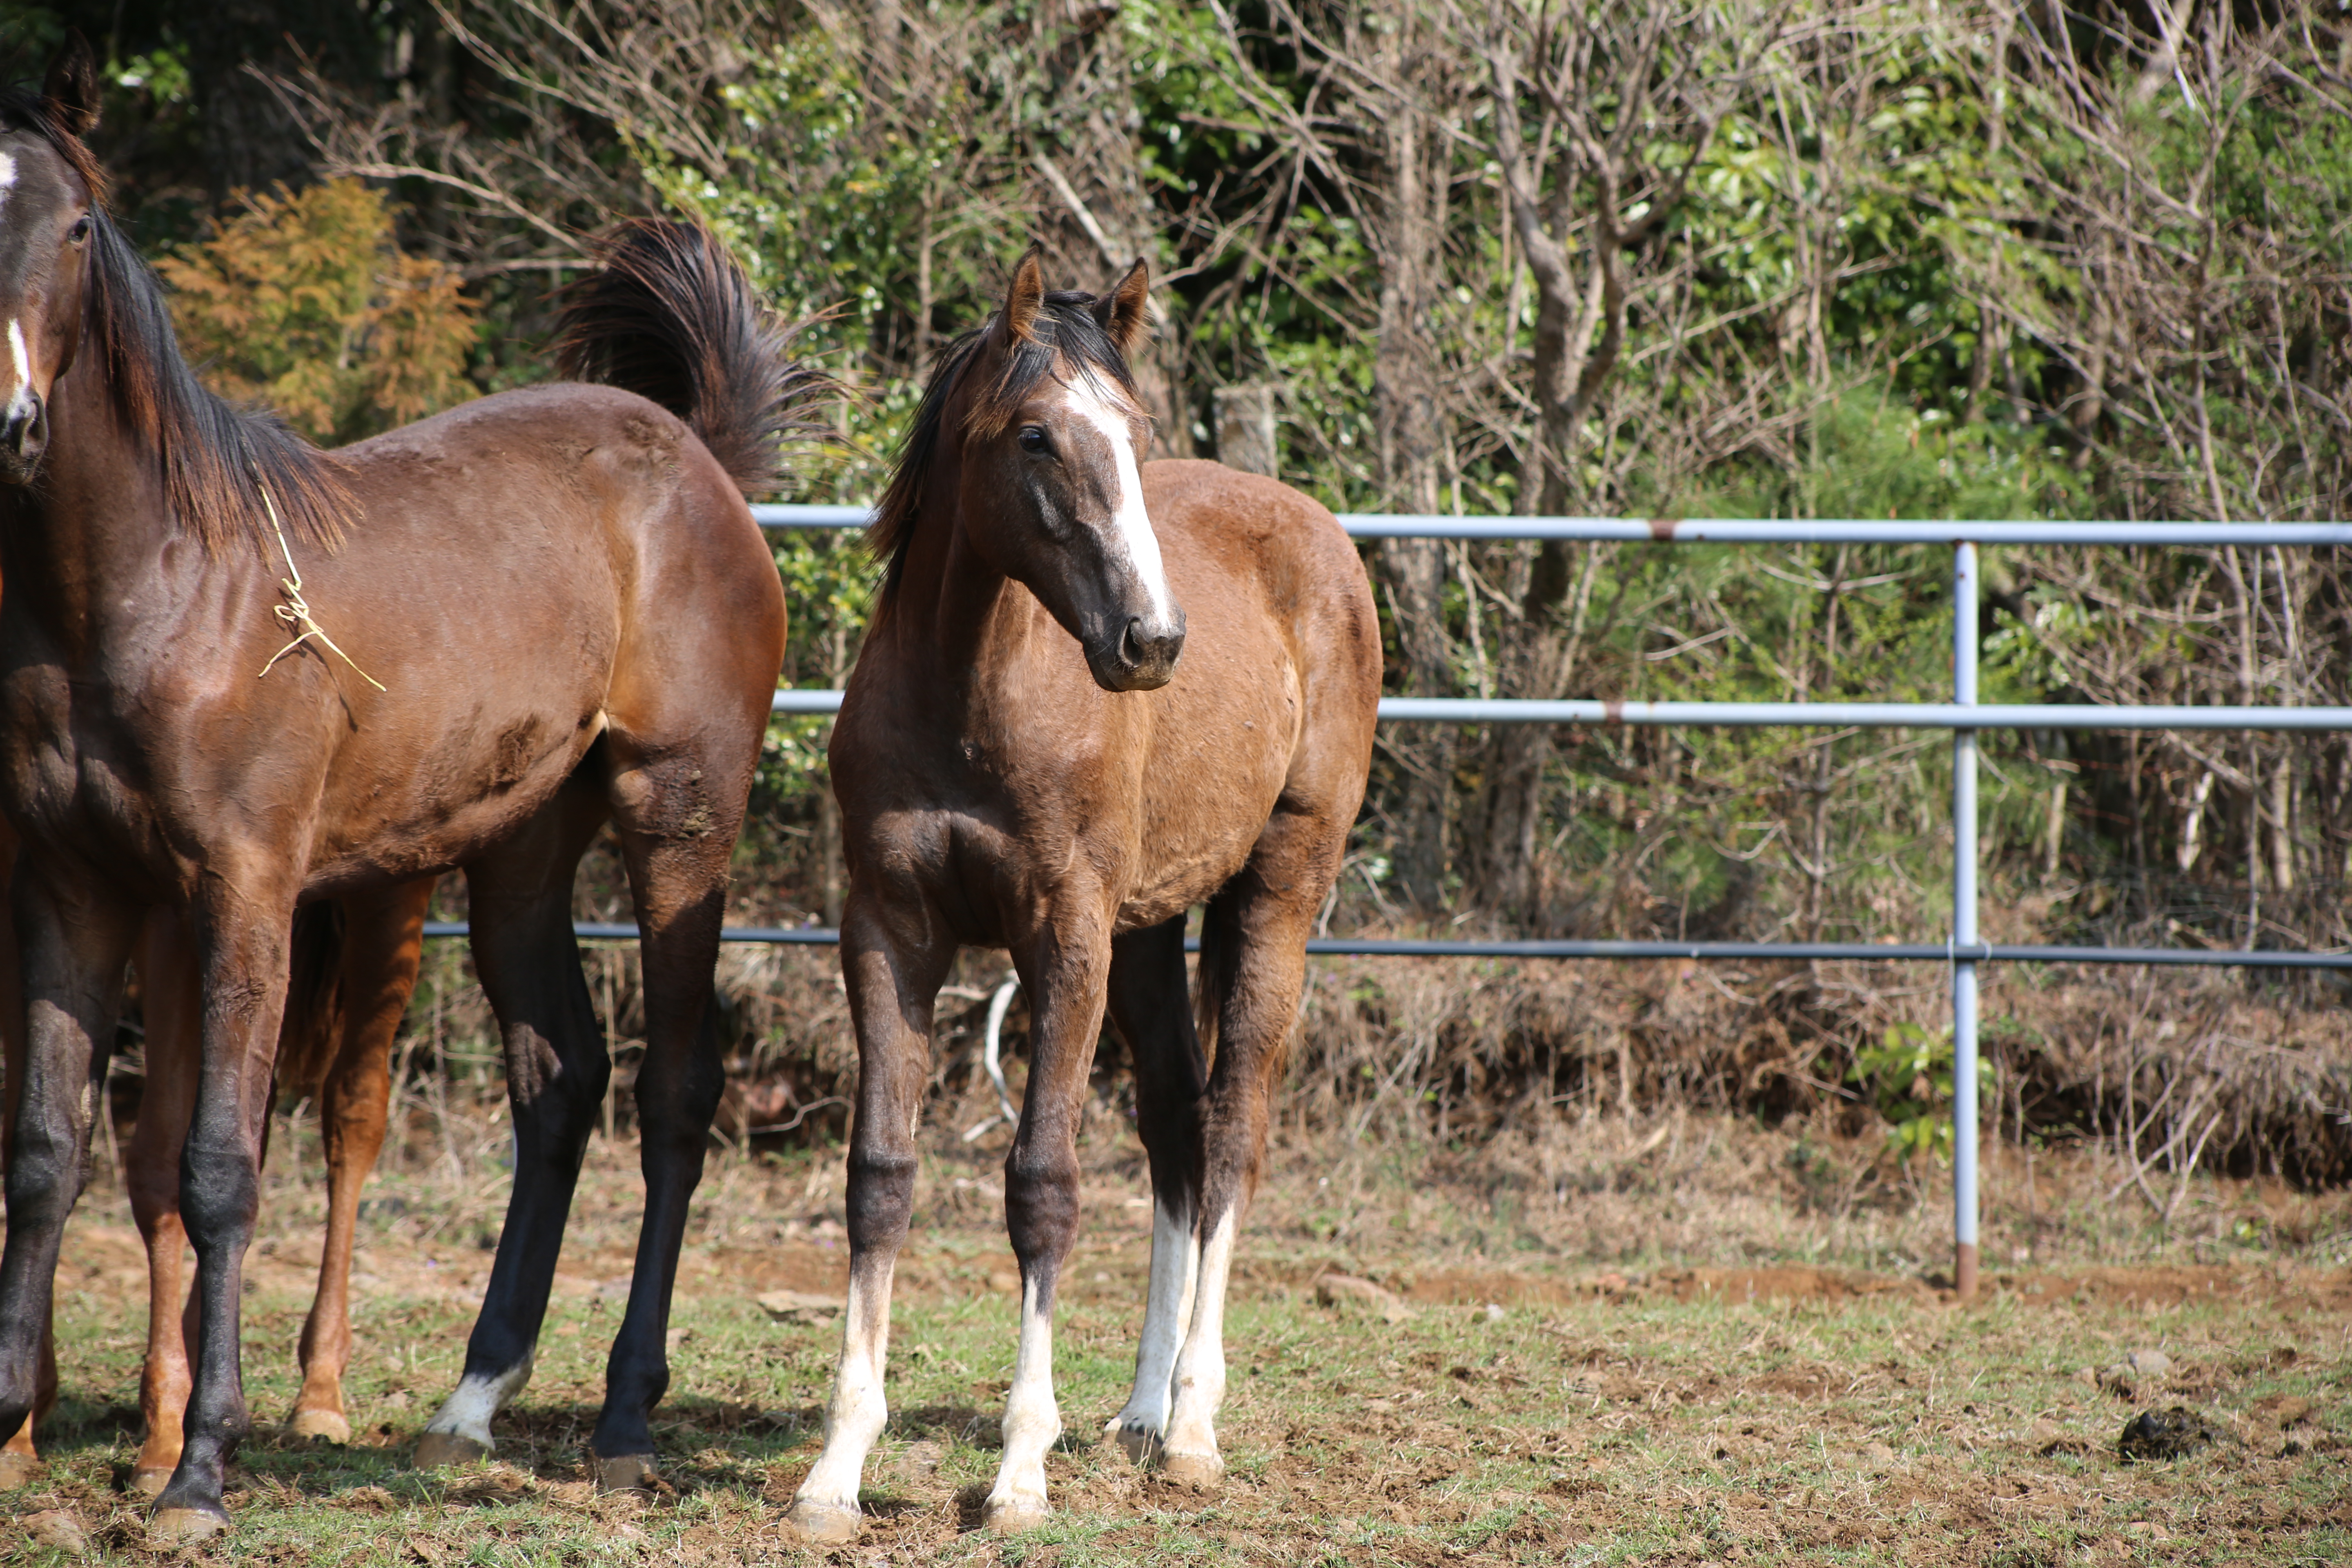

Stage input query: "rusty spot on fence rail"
[
  {"left": 1604, "top": 699, "right": 1625, "bottom": 724},
  {"left": 1648, "top": 517, "right": 1682, "bottom": 540}
]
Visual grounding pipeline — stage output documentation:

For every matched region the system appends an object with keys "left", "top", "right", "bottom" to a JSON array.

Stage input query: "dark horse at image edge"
[{"left": 0, "top": 38, "right": 809, "bottom": 1538}]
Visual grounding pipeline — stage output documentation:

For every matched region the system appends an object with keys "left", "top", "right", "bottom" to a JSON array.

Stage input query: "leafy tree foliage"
[{"left": 159, "top": 178, "right": 478, "bottom": 445}]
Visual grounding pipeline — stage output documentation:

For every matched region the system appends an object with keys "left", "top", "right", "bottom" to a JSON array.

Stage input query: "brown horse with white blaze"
[
  {"left": 0, "top": 42, "right": 799, "bottom": 1539},
  {"left": 787, "top": 252, "right": 1379, "bottom": 1540}
]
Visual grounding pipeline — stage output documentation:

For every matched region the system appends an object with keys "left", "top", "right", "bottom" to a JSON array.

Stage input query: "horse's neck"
[
  {"left": 0, "top": 356, "right": 187, "bottom": 658},
  {"left": 883, "top": 485, "right": 1031, "bottom": 706}
]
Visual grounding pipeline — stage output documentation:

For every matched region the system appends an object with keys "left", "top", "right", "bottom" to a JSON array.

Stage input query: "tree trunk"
[
  {"left": 1462, "top": 14, "right": 1728, "bottom": 919},
  {"left": 1368, "top": 16, "right": 1456, "bottom": 910},
  {"left": 1031, "top": 5, "right": 1190, "bottom": 454}
]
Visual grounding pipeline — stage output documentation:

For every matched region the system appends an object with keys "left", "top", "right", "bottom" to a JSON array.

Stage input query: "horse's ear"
[
  {"left": 1091, "top": 258, "right": 1151, "bottom": 361},
  {"left": 995, "top": 246, "right": 1046, "bottom": 346},
  {"left": 42, "top": 31, "right": 101, "bottom": 138}
]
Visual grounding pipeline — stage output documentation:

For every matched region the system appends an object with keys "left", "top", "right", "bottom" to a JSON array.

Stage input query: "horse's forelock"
[
  {"left": 976, "top": 294, "right": 1144, "bottom": 430},
  {"left": 0, "top": 88, "right": 107, "bottom": 206}
]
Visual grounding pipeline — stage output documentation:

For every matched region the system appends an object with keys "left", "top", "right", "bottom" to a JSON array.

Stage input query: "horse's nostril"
[
  {"left": 3, "top": 393, "right": 46, "bottom": 458},
  {"left": 1120, "top": 619, "right": 1145, "bottom": 668}
]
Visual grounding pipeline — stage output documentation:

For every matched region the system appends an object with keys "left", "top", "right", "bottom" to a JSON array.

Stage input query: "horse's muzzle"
[
  {"left": 0, "top": 390, "right": 48, "bottom": 482},
  {"left": 1089, "top": 612, "right": 1186, "bottom": 693}
]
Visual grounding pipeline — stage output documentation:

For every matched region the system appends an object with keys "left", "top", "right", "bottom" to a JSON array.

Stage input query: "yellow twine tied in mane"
[{"left": 254, "top": 477, "right": 386, "bottom": 693}]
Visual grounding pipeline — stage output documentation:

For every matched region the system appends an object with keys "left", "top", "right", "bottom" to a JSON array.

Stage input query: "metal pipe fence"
[{"left": 428, "top": 501, "right": 2352, "bottom": 1298}]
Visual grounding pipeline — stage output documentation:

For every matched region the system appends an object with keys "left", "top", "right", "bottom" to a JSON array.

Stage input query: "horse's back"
[
  {"left": 1139, "top": 459, "right": 1380, "bottom": 753},
  {"left": 287, "top": 382, "right": 782, "bottom": 890}
]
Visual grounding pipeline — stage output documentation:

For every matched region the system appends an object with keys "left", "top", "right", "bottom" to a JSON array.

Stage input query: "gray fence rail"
[{"left": 425, "top": 501, "right": 2352, "bottom": 1298}]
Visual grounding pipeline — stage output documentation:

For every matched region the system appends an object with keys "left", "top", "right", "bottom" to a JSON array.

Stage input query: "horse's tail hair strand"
[{"left": 553, "top": 221, "right": 833, "bottom": 500}]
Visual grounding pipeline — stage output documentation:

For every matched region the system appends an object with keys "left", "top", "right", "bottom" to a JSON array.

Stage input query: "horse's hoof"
[
  {"left": 414, "top": 1431, "right": 491, "bottom": 1470},
  {"left": 0, "top": 1450, "right": 40, "bottom": 1490},
  {"left": 1160, "top": 1450, "right": 1224, "bottom": 1491},
  {"left": 287, "top": 1409, "right": 352, "bottom": 1445},
  {"left": 148, "top": 1506, "right": 230, "bottom": 1544},
  {"left": 131, "top": 1467, "right": 176, "bottom": 1497},
  {"left": 1108, "top": 1418, "right": 1161, "bottom": 1468},
  {"left": 593, "top": 1453, "right": 657, "bottom": 1494},
  {"left": 980, "top": 1494, "right": 1051, "bottom": 1533},
  {"left": 784, "top": 1499, "right": 864, "bottom": 1544}
]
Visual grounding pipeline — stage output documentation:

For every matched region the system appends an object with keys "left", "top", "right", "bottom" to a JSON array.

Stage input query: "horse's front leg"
[
  {"left": 0, "top": 870, "right": 138, "bottom": 1457},
  {"left": 983, "top": 917, "right": 1114, "bottom": 1532},
  {"left": 786, "top": 896, "right": 952, "bottom": 1545},
  {"left": 149, "top": 883, "right": 297, "bottom": 1542},
  {"left": 0, "top": 870, "right": 140, "bottom": 1474},
  {"left": 0, "top": 857, "right": 60, "bottom": 1492}
]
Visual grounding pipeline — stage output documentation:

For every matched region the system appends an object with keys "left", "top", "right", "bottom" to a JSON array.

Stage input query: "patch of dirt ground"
[{"left": 8, "top": 1113, "right": 2352, "bottom": 1564}]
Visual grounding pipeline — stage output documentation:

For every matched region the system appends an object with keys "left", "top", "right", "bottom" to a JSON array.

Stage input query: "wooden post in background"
[{"left": 1214, "top": 384, "right": 1279, "bottom": 478}]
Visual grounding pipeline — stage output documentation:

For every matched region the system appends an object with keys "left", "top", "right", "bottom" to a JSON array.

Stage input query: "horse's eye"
[
  {"left": 66, "top": 216, "right": 89, "bottom": 243},
  {"left": 1017, "top": 426, "right": 1049, "bottom": 454}
]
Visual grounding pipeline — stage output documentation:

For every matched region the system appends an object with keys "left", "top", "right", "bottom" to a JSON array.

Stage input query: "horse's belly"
[
  {"left": 303, "top": 697, "right": 604, "bottom": 887},
  {"left": 1115, "top": 757, "right": 1289, "bottom": 929},
  {"left": 1114, "top": 844, "right": 1254, "bottom": 932}
]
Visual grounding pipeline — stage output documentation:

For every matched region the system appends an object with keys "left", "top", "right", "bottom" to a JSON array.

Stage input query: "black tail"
[
  {"left": 272, "top": 901, "right": 347, "bottom": 1105},
  {"left": 554, "top": 220, "right": 830, "bottom": 499}
]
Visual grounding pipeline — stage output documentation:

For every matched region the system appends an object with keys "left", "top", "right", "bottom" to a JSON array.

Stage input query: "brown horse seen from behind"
[
  {"left": 789, "top": 252, "right": 1379, "bottom": 1539},
  {"left": 0, "top": 42, "right": 800, "bottom": 1539}
]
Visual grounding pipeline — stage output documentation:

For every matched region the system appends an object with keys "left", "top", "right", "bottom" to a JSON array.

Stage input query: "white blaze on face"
[
  {"left": 1061, "top": 382, "right": 1174, "bottom": 625},
  {"left": 0, "top": 156, "right": 16, "bottom": 408},
  {"left": 6, "top": 318, "right": 31, "bottom": 422}
]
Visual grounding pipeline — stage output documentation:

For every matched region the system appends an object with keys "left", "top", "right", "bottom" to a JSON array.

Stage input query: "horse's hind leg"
[
  {"left": 289, "top": 879, "right": 432, "bottom": 1444},
  {"left": 0, "top": 1322, "right": 46, "bottom": 1489},
  {"left": 1102, "top": 914, "right": 1207, "bottom": 1466},
  {"left": 586, "top": 729, "right": 764, "bottom": 1491},
  {"left": 1160, "top": 814, "right": 1342, "bottom": 1489},
  {"left": 417, "top": 788, "right": 609, "bottom": 1468}
]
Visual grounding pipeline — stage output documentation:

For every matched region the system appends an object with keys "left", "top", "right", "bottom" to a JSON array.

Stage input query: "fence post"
[{"left": 1951, "top": 541, "right": 1981, "bottom": 1301}]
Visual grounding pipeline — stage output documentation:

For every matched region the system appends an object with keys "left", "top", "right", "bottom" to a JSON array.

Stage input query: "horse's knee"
[
  {"left": 2, "top": 1134, "right": 84, "bottom": 1233},
  {"left": 510, "top": 1045, "right": 609, "bottom": 1144},
  {"left": 843, "top": 1147, "right": 917, "bottom": 1248},
  {"left": 178, "top": 1139, "right": 258, "bottom": 1243},
  {"left": 631, "top": 1055, "right": 724, "bottom": 1150},
  {"left": 1003, "top": 1143, "right": 1080, "bottom": 1261}
]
